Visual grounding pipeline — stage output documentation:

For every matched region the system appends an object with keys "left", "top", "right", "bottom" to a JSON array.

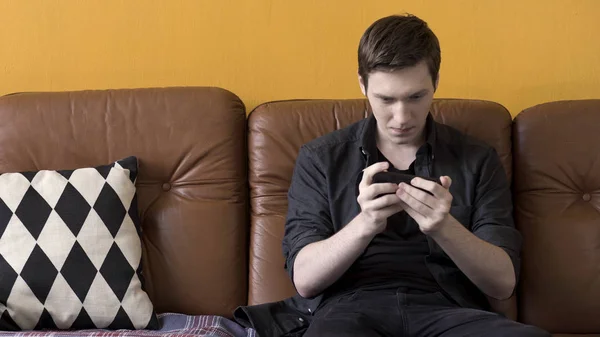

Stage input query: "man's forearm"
[
  {"left": 293, "top": 213, "right": 375, "bottom": 298},
  {"left": 429, "top": 216, "right": 516, "bottom": 300}
]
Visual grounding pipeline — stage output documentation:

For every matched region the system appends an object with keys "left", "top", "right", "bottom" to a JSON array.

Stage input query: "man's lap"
[
  {"left": 304, "top": 288, "right": 550, "bottom": 337},
  {"left": 305, "top": 289, "right": 401, "bottom": 336}
]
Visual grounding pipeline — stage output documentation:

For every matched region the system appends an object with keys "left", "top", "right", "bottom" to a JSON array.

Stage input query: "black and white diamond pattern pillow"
[{"left": 0, "top": 157, "right": 159, "bottom": 331}]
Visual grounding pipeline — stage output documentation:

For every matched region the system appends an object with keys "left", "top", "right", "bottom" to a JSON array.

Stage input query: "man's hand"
[
  {"left": 397, "top": 175, "right": 517, "bottom": 299},
  {"left": 357, "top": 162, "right": 404, "bottom": 236},
  {"left": 396, "top": 176, "right": 453, "bottom": 234}
]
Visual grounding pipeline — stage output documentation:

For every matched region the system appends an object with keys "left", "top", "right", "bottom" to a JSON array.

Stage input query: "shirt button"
[
  {"left": 298, "top": 317, "right": 304, "bottom": 322},
  {"left": 308, "top": 308, "right": 312, "bottom": 313},
  {"left": 162, "top": 183, "right": 172, "bottom": 191},
  {"left": 583, "top": 193, "right": 591, "bottom": 201}
]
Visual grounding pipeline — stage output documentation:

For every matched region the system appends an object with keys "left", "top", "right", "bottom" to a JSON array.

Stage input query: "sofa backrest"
[
  {"left": 0, "top": 87, "right": 248, "bottom": 318},
  {"left": 513, "top": 99, "right": 600, "bottom": 333},
  {"left": 247, "top": 99, "right": 514, "bottom": 315}
]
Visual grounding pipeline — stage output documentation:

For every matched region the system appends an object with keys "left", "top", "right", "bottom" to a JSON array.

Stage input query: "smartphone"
[{"left": 371, "top": 171, "right": 441, "bottom": 195}]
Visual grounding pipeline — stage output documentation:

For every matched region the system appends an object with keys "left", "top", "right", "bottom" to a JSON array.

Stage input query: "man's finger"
[
  {"left": 397, "top": 184, "right": 432, "bottom": 214},
  {"left": 399, "top": 183, "right": 435, "bottom": 207},
  {"left": 440, "top": 176, "right": 452, "bottom": 189},
  {"left": 411, "top": 177, "right": 449, "bottom": 199},
  {"left": 380, "top": 203, "right": 405, "bottom": 218},
  {"left": 398, "top": 200, "right": 425, "bottom": 224},
  {"left": 368, "top": 194, "right": 402, "bottom": 210},
  {"left": 360, "top": 161, "right": 390, "bottom": 187},
  {"left": 363, "top": 183, "right": 398, "bottom": 200}
]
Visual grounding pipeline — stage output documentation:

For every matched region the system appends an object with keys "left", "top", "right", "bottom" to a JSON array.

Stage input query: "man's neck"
[{"left": 376, "top": 130, "right": 426, "bottom": 170}]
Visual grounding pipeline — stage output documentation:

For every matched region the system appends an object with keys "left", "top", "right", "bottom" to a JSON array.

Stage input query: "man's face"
[{"left": 359, "top": 60, "right": 437, "bottom": 147}]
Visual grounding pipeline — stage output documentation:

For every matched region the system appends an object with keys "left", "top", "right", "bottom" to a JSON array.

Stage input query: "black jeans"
[{"left": 304, "top": 288, "right": 550, "bottom": 337}]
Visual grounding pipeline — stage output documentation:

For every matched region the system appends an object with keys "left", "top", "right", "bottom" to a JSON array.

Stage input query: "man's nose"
[{"left": 391, "top": 102, "right": 411, "bottom": 125}]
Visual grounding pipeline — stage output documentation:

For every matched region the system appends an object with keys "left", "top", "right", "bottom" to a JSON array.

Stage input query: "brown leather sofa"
[{"left": 0, "top": 87, "right": 598, "bottom": 336}]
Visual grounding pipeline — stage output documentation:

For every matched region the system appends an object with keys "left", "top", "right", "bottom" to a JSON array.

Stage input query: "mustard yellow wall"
[{"left": 1, "top": 0, "right": 599, "bottom": 115}]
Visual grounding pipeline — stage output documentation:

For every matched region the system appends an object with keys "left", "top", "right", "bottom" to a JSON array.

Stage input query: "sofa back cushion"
[
  {"left": 513, "top": 100, "right": 600, "bottom": 333},
  {"left": 0, "top": 87, "right": 248, "bottom": 318},
  {"left": 247, "top": 99, "right": 513, "bottom": 314}
]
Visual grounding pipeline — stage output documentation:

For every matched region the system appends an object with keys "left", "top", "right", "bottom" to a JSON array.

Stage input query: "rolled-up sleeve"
[
  {"left": 471, "top": 147, "right": 523, "bottom": 284},
  {"left": 282, "top": 146, "right": 333, "bottom": 284}
]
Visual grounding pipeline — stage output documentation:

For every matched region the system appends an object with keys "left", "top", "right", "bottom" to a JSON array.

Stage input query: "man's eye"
[
  {"left": 410, "top": 95, "right": 423, "bottom": 101},
  {"left": 381, "top": 97, "right": 394, "bottom": 103}
]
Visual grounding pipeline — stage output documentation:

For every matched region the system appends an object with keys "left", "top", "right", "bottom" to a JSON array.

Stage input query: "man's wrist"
[
  {"left": 427, "top": 214, "right": 465, "bottom": 242},
  {"left": 350, "top": 212, "right": 379, "bottom": 241}
]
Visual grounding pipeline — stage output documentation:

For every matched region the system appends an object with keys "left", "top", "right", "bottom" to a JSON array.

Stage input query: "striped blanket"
[{"left": 0, "top": 314, "right": 256, "bottom": 337}]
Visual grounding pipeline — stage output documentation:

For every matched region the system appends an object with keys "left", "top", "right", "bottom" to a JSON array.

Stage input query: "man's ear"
[
  {"left": 433, "top": 73, "right": 440, "bottom": 92},
  {"left": 358, "top": 73, "right": 367, "bottom": 96}
]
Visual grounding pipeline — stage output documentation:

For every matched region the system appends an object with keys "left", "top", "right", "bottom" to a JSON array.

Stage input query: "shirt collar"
[{"left": 359, "top": 112, "right": 437, "bottom": 161}]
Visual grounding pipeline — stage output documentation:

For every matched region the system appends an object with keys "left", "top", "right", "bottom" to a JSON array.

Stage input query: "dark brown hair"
[{"left": 358, "top": 14, "right": 441, "bottom": 89}]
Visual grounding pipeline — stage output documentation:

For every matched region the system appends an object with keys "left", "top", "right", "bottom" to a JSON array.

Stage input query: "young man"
[{"left": 279, "top": 14, "right": 551, "bottom": 336}]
